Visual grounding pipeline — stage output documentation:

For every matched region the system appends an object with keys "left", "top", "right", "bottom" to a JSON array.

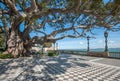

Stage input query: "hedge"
[
  {"left": 0, "top": 53, "right": 14, "bottom": 59},
  {"left": 48, "top": 50, "right": 59, "bottom": 56}
]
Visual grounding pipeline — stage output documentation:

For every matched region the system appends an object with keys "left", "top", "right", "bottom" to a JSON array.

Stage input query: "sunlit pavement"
[{"left": 0, "top": 54, "right": 120, "bottom": 81}]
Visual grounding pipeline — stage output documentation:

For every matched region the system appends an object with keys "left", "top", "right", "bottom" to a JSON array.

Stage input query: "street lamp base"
[{"left": 103, "top": 51, "right": 109, "bottom": 57}]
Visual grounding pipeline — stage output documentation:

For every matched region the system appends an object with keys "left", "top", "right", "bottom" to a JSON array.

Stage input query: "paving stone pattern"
[{"left": 0, "top": 54, "right": 120, "bottom": 81}]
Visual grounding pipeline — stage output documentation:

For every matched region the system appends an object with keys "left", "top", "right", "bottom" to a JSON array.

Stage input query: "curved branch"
[
  {"left": 50, "top": 27, "right": 73, "bottom": 37},
  {"left": 6, "top": 0, "right": 20, "bottom": 15},
  {"left": 25, "top": 0, "right": 38, "bottom": 13},
  {"left": 35, "top": 30, "right": 47, "bottom": 36},
  {"left": 49, "top": 25, "right": 87, "bottom": 37},
  {"left": 54, "top": 29, "right": 87, "bottom": 41}
]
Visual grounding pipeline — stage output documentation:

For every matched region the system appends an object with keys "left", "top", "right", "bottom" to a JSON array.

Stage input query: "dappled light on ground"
[{"left": 0, "top": 54, "right": 120, "bottom": 81}]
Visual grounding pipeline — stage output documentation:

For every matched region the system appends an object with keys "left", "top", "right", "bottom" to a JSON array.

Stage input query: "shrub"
[
  {"left": 0, "top": 53, "right": 14, "bottom": 59},
  {"left": 48, "top": 50, "right": 59, "bottom": 56},
  {"left": 36, "top": 51, "right": 43, "bottom": 56},
  {"left": 0, "top": 47, "right": 5, "bottom": 52}
]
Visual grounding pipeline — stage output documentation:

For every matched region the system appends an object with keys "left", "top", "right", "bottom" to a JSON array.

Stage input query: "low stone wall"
[{"left": 87, "top": 52, "right": 109, "bottom": 57}]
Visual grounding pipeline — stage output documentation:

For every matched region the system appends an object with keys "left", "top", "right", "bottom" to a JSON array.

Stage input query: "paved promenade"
[{"left": 0, "top": 54, "right": 120, "bottom": 81}]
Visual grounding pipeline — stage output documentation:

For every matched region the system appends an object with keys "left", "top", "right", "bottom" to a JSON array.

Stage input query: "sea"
[
  {"left": 60, "top": 48, "right": 120, "bottom": 52},
  {"left": 85, "top": 48, "right": 120, "bottom": 52}
]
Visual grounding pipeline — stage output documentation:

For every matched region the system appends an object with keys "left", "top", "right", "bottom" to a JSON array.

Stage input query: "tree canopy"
[{"left": 0, "top": 0, "right": 120, "bottom": 57}]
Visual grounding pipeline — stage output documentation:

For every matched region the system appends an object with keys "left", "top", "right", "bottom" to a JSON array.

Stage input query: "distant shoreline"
[{"left": 59, "top": 48, "right": 120, "bottom": 52}]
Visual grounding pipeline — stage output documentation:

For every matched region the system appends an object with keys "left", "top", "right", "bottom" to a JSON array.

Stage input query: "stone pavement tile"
[
  {"left": 93, "top": 58, "right": 120, "bottom": 67},
  {"left": 0, "top": 54, "right": 120, "bottom": 81}
]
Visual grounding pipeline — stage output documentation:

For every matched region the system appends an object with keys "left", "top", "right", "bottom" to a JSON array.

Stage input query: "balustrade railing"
[
  {"left": 60, "top": 50, "right": 87, "bottom": 55},
  {"left": 60, "top": 50, "right": 120, "bottom": 59},
  {"left": 109, "top": 52, "right": 120, "bottom": 58}
]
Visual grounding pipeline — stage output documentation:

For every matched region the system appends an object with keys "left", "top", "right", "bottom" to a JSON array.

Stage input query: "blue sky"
[
  {"left": 57, "top": 0, "right": 120, "bottom": 49},
  {"left": 55, "top": 0, "right": 120, "bottom": 50},
  {"left": 57, "top": 28, "right": 120, "bottom": 49},
  {"left": 1, "top": 0, "right": 120, "bottom": 50}
]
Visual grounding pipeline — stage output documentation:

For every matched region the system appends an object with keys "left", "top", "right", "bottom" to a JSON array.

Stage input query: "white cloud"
[
  {"left": 98, "top": 40, "right": 104, "bottom": 43},
  {"left": 58, "top": 40, "right": 86, "bottom": 49},
  {"left": 108, "top": 41, "right": 115, "bottom": 43},
  {"left": 80, "top": 41, "right": 84, "bottom": 45},
  {"left": 109, "top": 43, "right": 120, "bottom": 48}
]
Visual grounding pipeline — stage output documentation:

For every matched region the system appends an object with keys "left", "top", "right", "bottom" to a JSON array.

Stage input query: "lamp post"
[
  {"left": 56, "top": 42, "right": 58, "bottom": 51},
  {"left": 87, "top": 36, "right": 90, "bottom": 52},
  {"left": 104, "top": 31, "right": 108, "bottom": 52},
  {"left": 53, "top": 41, "right": 56, "bottom": 51}
]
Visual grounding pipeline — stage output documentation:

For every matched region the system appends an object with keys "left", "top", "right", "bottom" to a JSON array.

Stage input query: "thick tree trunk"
[
  {"left": 3, "top": 15, "right": 33, "bottom": 57},
  {"left": 3, "top": 30, "right": 31, "bottom": 57}
]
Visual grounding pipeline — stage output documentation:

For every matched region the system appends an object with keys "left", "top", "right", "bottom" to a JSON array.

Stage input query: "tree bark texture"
[
  {"left": 4, "top": 30, "right": 31, "bottom": 57},
  {"left": 3, "top": 20, "right": 32, "bottom": 57}
]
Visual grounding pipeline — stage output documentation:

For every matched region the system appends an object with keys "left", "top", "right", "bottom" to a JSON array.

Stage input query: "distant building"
[
  {"left": 31, "top": 43, "right": 58, "bottom": 53},
  {"left": 31, "top": 44, "right": 42, "bottom": 52},
  {"left": 44, "top": 46, "right": 58, "bottom": 52}
]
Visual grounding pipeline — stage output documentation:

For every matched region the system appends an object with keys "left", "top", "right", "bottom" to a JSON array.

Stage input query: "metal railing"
[{"left": 60, "top": 50, "right": 120, "bottom": 59}]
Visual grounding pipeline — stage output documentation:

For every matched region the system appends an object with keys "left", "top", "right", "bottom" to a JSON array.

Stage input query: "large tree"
[{"left": 0, "top": 0, "right": 120, "bottom": 57}]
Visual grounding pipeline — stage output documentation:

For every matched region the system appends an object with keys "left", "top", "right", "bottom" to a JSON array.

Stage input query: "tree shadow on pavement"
[{"left": 0, "top": 54, "right": 91, "bottom": 81}]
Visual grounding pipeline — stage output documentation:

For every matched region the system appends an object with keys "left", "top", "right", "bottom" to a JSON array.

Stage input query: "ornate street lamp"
[
  {"left": 87, "top": 36, "right": 90, "bottom": 52},
  {"left": 104, "top": 31, "right": 108, "bottom": 52}
]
